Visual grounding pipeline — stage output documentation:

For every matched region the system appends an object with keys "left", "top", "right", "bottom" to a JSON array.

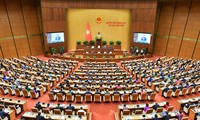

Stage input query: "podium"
[{"left": 96, "top": 38, "right": 102, "bottom": 47}]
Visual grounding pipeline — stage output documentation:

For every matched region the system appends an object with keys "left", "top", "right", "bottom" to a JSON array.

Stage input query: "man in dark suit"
[
  {"left": 66, "top": 104, "right": 75, "bottom": 111},
  {"left": 152, "top": 103, "right": 160, "bottom": 111},
  {"left": 131, "top": 89, "right": 136, "bottom": 93},
  {"left": 95, "top": 90, "right": 101, "bottom": 94},
  {"left": 0, "top": 108, "right": 8, "bottom": 119},
  {"left": 162, "top": 87, "right": 170, "bottom": 96},
  {"left": 55, "top": 103, "right": 63, "bottom": 112},
  {"left": 172, "top": 85, "right": 177, "bottom": 92},
  {"left": 113, "top": 90, "right": 120, "bottom": 94},
  {"left": 59, "top": 89, "right": 66, "bottom": 96},
  {"left": 36, "top": 112, "right": 45, "bottom": 120},
  {"left": 35, "top": 102, "right": 42, "bottom": 111},
  {"left": 85, "top": 89, "right": 92, "bottom": 94},
  {"left": 162, "top": 111, "right": 171, "bottom": 120}
]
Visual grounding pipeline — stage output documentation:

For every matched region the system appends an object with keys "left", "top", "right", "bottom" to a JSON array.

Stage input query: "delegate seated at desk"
[
  {"left": 0, "top": 108, "right": 9, "bottom": 119},
  {"left": 66, "top": 104, "right": 75, "bottom": 111},
  {"left": 162, "top": 87, "right": 170, "bottom": 96},
  {"left": 36, "top": 112, "right": 45, "bottom": 120}
]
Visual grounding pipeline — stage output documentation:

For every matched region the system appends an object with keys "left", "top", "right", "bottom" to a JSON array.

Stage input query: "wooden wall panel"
[
  {"left": 21, "top": 0, "right": 43, "bottom": 55},
  {"left": 156, "top": 1, "right": 176, "bottom": 36},
  {"left": 41, "top": 0, "right": 157, "bottom": 53},
  {"left": 166, "top": 38, "right": 181, "bottom": 57},
  {"left": 15, "top": 38, "right": 31, "bottom": 57},
  {"left": 0, "top": 0, "right": 42, "bottom": 58},
  {"left": 0, "top": 0, "right": 12, "bottom": 38},
  {"left": 29, "top": 36, "right": 43, "bottom": 56},
  {"left": 179, "top": 41, "right": 196, "bottom": 58},
  {"left": 0, "top": 39, "right": 18, "bottom": 58},
  {"left": 5, "top": 0, "right": 30, "bottom": 57},
  {"left": 5, "top": 0, "right": 26, "bottom": 36},
  {"left": 193, "top": 40, "right": 200, "bottom": 59},
  {"left": 0, "top": 0, "right": 17, "bottom": 58},
  {"left": 165, "top": 0, "right": 191, "bottom": 57},
  {"left": 154, "top": 0, "right": 200, "bottom": 59},
  {"left": 170, "top": 0, "right": 191, "bottom": 37},
  {"left": 154, "top": 37, "right": 168, "bottom": 56},
  {"left": 154, "top": 0, "right": 176, "bottom": 56}
]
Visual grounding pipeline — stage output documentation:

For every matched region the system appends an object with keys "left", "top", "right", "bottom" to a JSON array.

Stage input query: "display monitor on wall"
[
  {"left": 46, "top": 32, "right": 64, "bottom": 44},
  {"left": 133, "top": 33, "right": 151, "bottom": 44}
]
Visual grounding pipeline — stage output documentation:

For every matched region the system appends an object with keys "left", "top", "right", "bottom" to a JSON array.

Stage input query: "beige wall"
[{"left": 67, "top": 9, "right": 131, "bottom": 51}]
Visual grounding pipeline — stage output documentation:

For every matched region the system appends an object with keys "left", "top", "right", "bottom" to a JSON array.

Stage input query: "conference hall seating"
[
  {"left": 175, "top": 96, "right": 200, "bottom": 114},
  {"left": 121, "top": 57, "right": 200, "bottom": 98},
  {"left": 49, "top": 61, "right": 156, "bottom": 102},
  {"left": 21, "top": 102, "right": 91, "bottom": 120},
  {"left": 115, "top": 101, "right": 185, "bottom": 120},
  {"left": 0, "top": 56, "right": 78, "bottom": 99},
  {"left": 0, "top": 97, "right": 27, "bottom": 120},
  {"left": 188, "top": 106, "right": 200, "bottom": 120}
]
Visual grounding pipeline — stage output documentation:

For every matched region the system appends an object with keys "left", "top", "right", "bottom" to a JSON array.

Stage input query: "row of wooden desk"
[
  {"left": 175, "top": 96, "right": 200, "bottom": 110},
  {"left": 0, "top": 97, "right": 27, "bottom": 120},
  {"left": 22, "top": 112, "right": 88, "bottom": 120},
  {"left": 189, "top": 108, "right": 200, "bottom": 120},
  {"left": 121, "top": 111, "right": 178, "bottom": 120}
]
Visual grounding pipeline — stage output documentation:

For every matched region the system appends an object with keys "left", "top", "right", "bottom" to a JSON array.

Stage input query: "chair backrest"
[
  {"left": 22, "top": 89, "right": 29, "bottom": 97},
  {"left": 42, "top": 108, "right": 50, "bottom": 114},
  {"left": 104, "top": 94, "right": 111, "bottom": 102},
  {"left": 30, "top": 91, "right": 37, "bottom": 98},
  {"left": 135, "top": 110, "right": 142, "bottom": 114},
  {"left": 122, "top": 94, "right": 129, "bottom": 101},
  {"left": 94, "top": 94, "right": 101, "bottom": 102},
  {"left": 187, "top": 87, "right": 193, "bottom": 94},
  {"left": 131, "top": 93, "right": 138, "bottom": 101},
  {"left": 195, "top": 86, "right": 200, "bottom": 93},
  {"left": 181, "top": 88, "right": 187, "bottom": 95},
  {"left": 48, "top": 93, "right": 55, "bottom": 101},
  {"left": 31, "top": 107, "right": 38, "bottom": 112},
  {"left": 140, "top": 92, "right": 147, "bottom": 100},
  {"left": 57, "top": 93, "right": 64, "bottom": 101},
  {"left": 66, "top": 94, "right": 73, "bottom": 102},
  {"left": 167, "top": 106, "right": 174, "bottom": 112},
  {"left": 149, "top": 92, "right": 156, "bottom": 100},
  {"left": 146, "top": 108, "right": 153, "bottom": 114},
  {"left": 0, "top": 87, "right": 5, "bottom": 94},
  {"left": 156, "top": 107, "right": 163, "bottom": 113},
  {"left": 65, "top": 110, "right": 73, "bottom": 115},
  {"left": 85, "top": 94, "right": 92, "bottom": 102},
  {"left": 113, "top": 94, "right": 120, "bottom": 102},
  {"left": 7, "top": 87, "right": 13, "bottom": 94},
  {"left": 123, "top": 110, "right": 130, "bottom": 115},
  {"left": 77, "top": 111, "right": 85, "bottom": 116},
  {"left": 15, "top": 89, "right": 21, "bottom": 96},
  {"left": 167, "top": 90, "right": 173, "bottom": 97},
  {"left": 54, "top": 109, "right": 61, "bottom": 114},
  {"left": 174, "top": 89, "right": 181, "bottom": 97},
  {"left": 75, "top": 95, "right": 82, "bottom": 103}
]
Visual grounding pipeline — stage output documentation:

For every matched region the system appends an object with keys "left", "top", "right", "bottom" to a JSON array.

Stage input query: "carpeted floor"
[{"left": 1, "top": 55, "right": 198, "bottom": 120}]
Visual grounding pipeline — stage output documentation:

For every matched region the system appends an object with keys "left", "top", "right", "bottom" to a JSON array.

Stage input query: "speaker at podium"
[{"left": 96, "top": 32, "right": 103, "bottom": 47}]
